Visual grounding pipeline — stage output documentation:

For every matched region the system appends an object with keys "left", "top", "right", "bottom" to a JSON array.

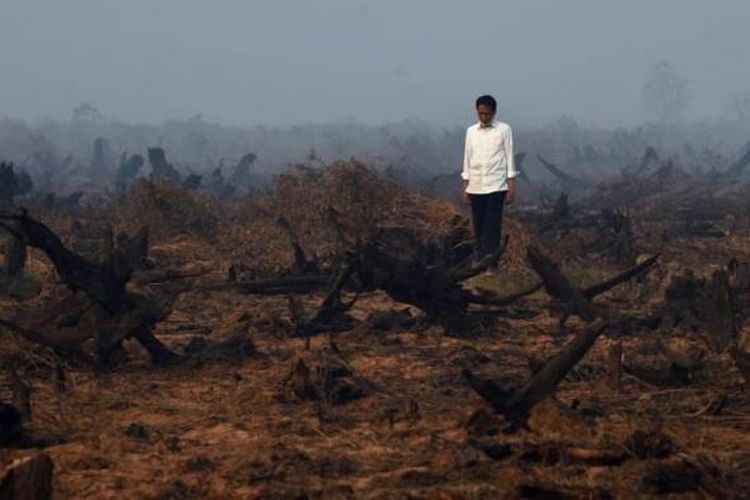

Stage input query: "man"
[{"left": 461, "top": 94, "right": 517, "bottom": 274}]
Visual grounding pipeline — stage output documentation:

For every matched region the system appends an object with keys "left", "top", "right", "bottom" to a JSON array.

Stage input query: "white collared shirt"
[{"left": 461, "top": 120, "right": 517, "bottom": 194}]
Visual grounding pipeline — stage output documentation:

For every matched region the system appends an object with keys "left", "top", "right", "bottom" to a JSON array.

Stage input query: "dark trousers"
[{"left": 469, "top": 190, "right": 506, "bottom": 269}]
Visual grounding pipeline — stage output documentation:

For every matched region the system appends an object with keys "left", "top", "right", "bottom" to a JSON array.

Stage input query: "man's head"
[{"left": 475, "top": 95, "right": 497, "bottom": 126}]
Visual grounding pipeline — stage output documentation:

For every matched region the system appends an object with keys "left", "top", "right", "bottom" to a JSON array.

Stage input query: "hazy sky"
[{"left": 1, "top": 0, "right": 748, "bottom": 128}]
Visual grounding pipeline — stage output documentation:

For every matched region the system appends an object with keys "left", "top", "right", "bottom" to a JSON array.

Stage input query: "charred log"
[{"left": 464, "top": 320, "right": 607, "bottom": 424}]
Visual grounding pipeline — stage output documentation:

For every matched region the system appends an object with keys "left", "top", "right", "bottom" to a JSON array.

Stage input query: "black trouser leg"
[
  {"left": 470, "top": 191, "right": 506, "bottom": 269},
  {"left": 469, "top": 193, "right": 488, "bottom": 259}
]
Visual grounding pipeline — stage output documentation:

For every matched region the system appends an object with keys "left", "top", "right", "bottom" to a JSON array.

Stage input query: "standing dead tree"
[{"left": 148, "top": 148, "right": 181, "bottom": 184}]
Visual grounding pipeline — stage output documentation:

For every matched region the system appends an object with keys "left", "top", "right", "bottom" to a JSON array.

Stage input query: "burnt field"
[{"left": 2, "top": 152, "right": 750, "bottom": 498}]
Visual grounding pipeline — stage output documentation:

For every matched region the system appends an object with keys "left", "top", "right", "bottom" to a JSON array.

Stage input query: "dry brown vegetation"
[{"left": 2, "top": 156, "right": 750, "bottom": 498}]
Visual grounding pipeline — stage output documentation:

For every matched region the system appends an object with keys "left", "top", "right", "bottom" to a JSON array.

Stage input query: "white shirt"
[{"left": 461, "top": 120, "right": 517, "bottom": 194}]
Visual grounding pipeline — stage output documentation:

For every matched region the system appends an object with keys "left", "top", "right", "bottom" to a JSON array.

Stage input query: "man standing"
[{"left": 461, "top": 94, "right": 517, "bottom": 273}]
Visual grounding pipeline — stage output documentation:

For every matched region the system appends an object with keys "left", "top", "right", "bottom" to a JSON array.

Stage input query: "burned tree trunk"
[{"left": 352, "top": 226, "right": 507, "bottom": 332}]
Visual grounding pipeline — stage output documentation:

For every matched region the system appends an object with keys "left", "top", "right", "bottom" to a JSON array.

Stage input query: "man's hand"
[{"left": 505, "top": 179, "right": 516, "bottom": 205}]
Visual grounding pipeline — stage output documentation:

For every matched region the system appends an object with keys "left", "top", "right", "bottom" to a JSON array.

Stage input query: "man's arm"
[
  {"left": 461, "top": 129, "right": 471, "bottom": 205},
  {"left": 505, "top": 126, "right": 517, "bottom": 205}
]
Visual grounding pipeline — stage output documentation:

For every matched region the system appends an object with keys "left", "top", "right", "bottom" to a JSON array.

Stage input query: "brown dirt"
[{"left": 2, "top": 162, "right": 750, "bottom": 498}]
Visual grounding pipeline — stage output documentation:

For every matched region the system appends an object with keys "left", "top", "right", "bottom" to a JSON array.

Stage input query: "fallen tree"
[{"left": 0, "top": 209, "right": 183, "bottom": 367}]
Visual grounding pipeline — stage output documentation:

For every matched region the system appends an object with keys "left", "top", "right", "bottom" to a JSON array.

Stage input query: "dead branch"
[{"left": 464, "top": 320, "right": 607, "bottom": 423}]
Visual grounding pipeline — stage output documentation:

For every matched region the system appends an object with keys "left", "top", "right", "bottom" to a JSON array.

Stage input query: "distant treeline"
[{"left": 1, "top": 113, "right": 750, "bottom": 196}]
